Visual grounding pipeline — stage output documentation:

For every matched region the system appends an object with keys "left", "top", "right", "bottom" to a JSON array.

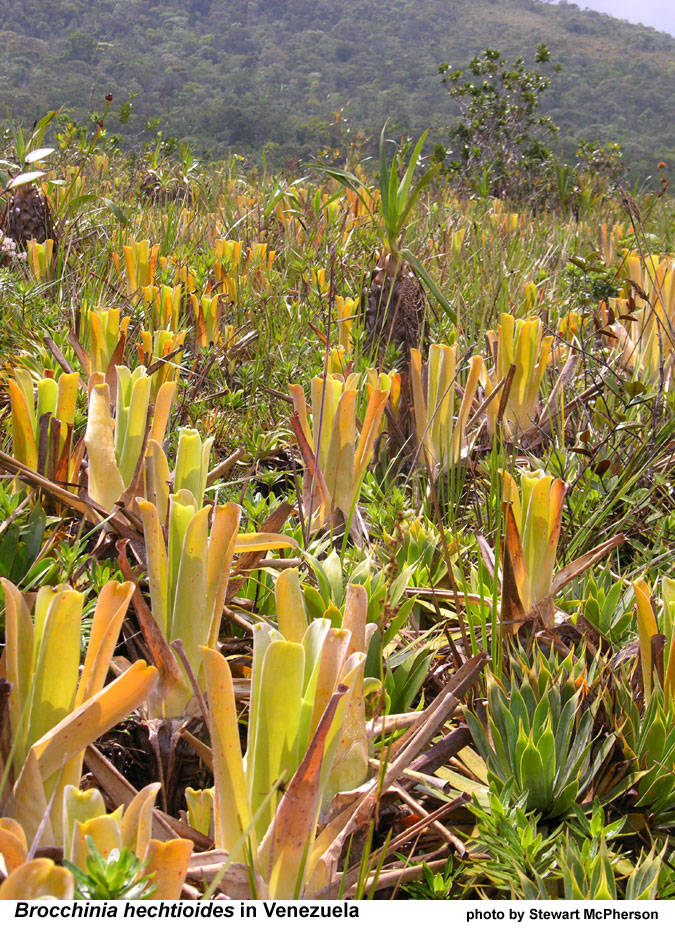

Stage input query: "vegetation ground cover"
[{"left": 0, "top": 109, "right": 674, "bottom": 900}]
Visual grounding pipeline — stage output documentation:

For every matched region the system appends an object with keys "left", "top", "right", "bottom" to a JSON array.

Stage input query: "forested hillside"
[
  {"left": 4, "top": 0, "right": 675, "bottom": 907},
  {"left": 1, "top": 0, "right": 674, "bottom": 173}
]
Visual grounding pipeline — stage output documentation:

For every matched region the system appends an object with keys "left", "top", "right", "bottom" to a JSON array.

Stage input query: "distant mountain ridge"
[{"left": 0, "top": 0, "right": 673, "bottom": 174}]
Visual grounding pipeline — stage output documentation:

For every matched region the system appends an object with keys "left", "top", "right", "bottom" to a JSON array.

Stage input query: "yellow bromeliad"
[
  {"left": 191, "top": 294, "right": 222, "bottom": 348},
  {"left": 78, "top": 305, "right": 130, "bottom": 376},
  {"left": 607, "top": 253, "right": 675, "bottom": 387},
  {"left": 113, "top": 238, "right": 159, "bottom": 297},
  {"left": 84, "top": 367, "right": 176, "bottom": 510},
  {"left": 213, "top": 239, "right": 243, "bottom": 282},
  {"left": 7, "top": 368, "right": 79, "bottom": 483},
  {"left": 632, "top": 576, "right": 675, "bottom": 702},
  {"left": 335, "top": 296, "right": 358, "bottom": 351},
  {"left": 142, "top": 425, "right": 214, "bottom": 524},
  {"left": 137, "top": 496, "right": 296, "bottom": 717},
  {"left": 61, "top": 784, "right": 192, "bottom": 899},
  {"left": 137, "top": 329, "right": 186, "bottom": 398},
  {"left": 0, "top": 579, "right": 158, "bottom": 845},
  {"left": 410, "top": 344, "right": 483, "bottom": 472},
  {"left": 26, "top": 238, "right": 55, "bottom": 283},
  {"left": 502, "top": 468, "right": 567, "bottom": 615},
  {"left": 483, "top": 313, "right": 553, "bottom": 439},
  {"left": 0, "top": 824, "right": 74, "bottom": 899},
  {"left": 195, "top": 572, "right": 370, "bottom": 897},
  {"left": 289, "top": 371, "right": 391, "bottom": 539},
  {"left": 142, "top": 283, "right": 182, "bottom": 332}
]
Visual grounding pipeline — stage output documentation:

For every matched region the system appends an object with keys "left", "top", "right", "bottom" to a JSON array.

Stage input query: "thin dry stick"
[
  {"left": 171, "top": 638, "right": 211, "bottom": 725},
  {"left": 355, "top": 855, "right": 451, "bottom": 895},
  {"left": 495, "top": 362, "right": 517, "bottom": 438},
  {"left": 0, "top": 488, "right": 35, "bottom": 537},
  {"left": 391, "top": 782, "right": 465, "bottom": 854},
  {"left": 389, "top": 791, "right": 467, "bottom": 857},
  {"left": 221, "top": 604, "right": 254, "bottom": 634},
  {"left": 207, "top": 447, "right": 245, "bottom": 485}
]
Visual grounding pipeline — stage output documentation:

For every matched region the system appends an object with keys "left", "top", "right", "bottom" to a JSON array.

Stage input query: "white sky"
[{"left": 558, "top": 0, "right": 675, "bottom": 36}]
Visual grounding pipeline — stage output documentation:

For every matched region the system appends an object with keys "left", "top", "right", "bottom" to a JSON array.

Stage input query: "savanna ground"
[{"left": 0, "top": 124, "right": 675, "bottom": 901}]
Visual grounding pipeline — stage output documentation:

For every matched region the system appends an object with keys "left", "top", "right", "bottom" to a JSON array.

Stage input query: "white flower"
[{"left": 1, "top": 233, "right": 22, "bottom": 258}]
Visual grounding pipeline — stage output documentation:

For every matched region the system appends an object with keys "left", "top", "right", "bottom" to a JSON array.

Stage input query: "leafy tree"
[
  {"left": 435, "top": 44, "right": 559, "bottom": 199},
  {"left": 576, "top": 138, "right": 628, "bottom": 193},
  {"left": 0, "top": 0, "right": 673, "bottom": 175}
]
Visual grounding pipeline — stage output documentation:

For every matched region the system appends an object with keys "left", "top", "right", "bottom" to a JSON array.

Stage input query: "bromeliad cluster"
[
  {"left": 189, "top": 570, "right": 373, "bottom": 897},
  {"left": 290, "top": 369, "right": 394, "bottom": 542}
]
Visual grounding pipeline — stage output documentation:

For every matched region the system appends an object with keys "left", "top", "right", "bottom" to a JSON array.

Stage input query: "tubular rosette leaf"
[
  {"left": 143, "top": 426, "right": 213, "bottom": 524},
  {"left": 142, "top": 839, "right": 193, "bottom": 900},
  {"left": 191, "top": 294, "right": 221, "bottom": 347},
  {"left": 410, "top": 344, "right": 483, "bottom": 471},
  {"left": 633, "top": 577, "right": 675, "bottom": 703},
  {"left": 119, "top": 238, "right": 159, "bottom": 297},
  {"left": 289, "top": 371, "right": 390, "bottom": 528},
  {"left": 502, "top": 469, "right": 567, "bottom": 613},
  {"left": 8, "top": 369, "right": 79, "bottom": 478},
  {"left": 664, "top": 579, "right": 675, "bottom": 699},
  {"left": 248, "top": 639, "right": 305, "bottom": 837},
  {"left": 139, "top": 494, "right": 236, "bottom": 710},
  {"left": 366, "top": 366, "right": 401, "bottom": 416},
  {"left": 59, "top": 782, "right": 188, "bottom": 896},
  {"left": 258, "top": 687, "right": 348, "bottom": 899},
  {"left": 85, "top": 367, "right": 176, "bottom": 509},
  {"left": 0, "top": 819, "right": 28, "bottom": 875},
  {"left": 137, "top": 329, "right": 186, "bottom": 397},
  {"left": 8, "top": 371, "right": 38, "bottom": 470},
  {"left": 62, "top": 781, "right": 163, "bottom": 866},
  {"left": 484, "top": 313, "right": 553, "bottom": 438},
  {"left": 200, "top": 577, "right": 369, "bottom": 895},
  {"left": 607, "top": 253, "right": 675, "bottom": 386},
  {"left": 29, "top": 662, "right": 158, "bottom": 781},
  {"left": 201, "top": 646, "right": 254, "bottom": 857},
  {"left": 172, "top": 501, "right": 210, "bottom": 678},
  {"left": 26, "top": 239, "right": 54, "bottom": 284},
  {"left": 0, "top": 859, "right": 74, "bottom": 900},
  {"left": 84, "top": 380, "right": 126, "bottom": 509},
  {"left": 0, "top": 579, "right": 155, "bottom": 844},
  {"left": 335, "top": 296, "right": 356, "bottom": 350},
  {"left": 323, "top": 584, "right": 370, "bottom": 797},
  {"left": 63, "top": 786, "right": 107, "bottom": 860},
  {"left": 185, "top": 787, "right": 215, "bottom": 837},
  {"left": 152, "top": 380, "right": 178, "bottom": 443},
  {"left": 174, "top": 427, "right": 214, "bottom": 506},
  {"left": 143, "top": 283, "right": 182, "bottom": 331},
  {"left": 276, "top": 567, "right": 309, "bottom": 643},
  {"left": 81, "top": 305, "right": 130, "bottom": 373},
  {"left": 138, "top": 494, "right": 295, "bottom": 715},
  {"left": 71, "top": 814, "right": 124, "bottom": 870},
  {"left": 115, "top": 365, "right": 152, "bottom": 485},
  {"left": 2, "top": 580, "right": 83, "bottom": 776},
  {"left": 143, "top": 438, "right": 172, "bottom": 524}
]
